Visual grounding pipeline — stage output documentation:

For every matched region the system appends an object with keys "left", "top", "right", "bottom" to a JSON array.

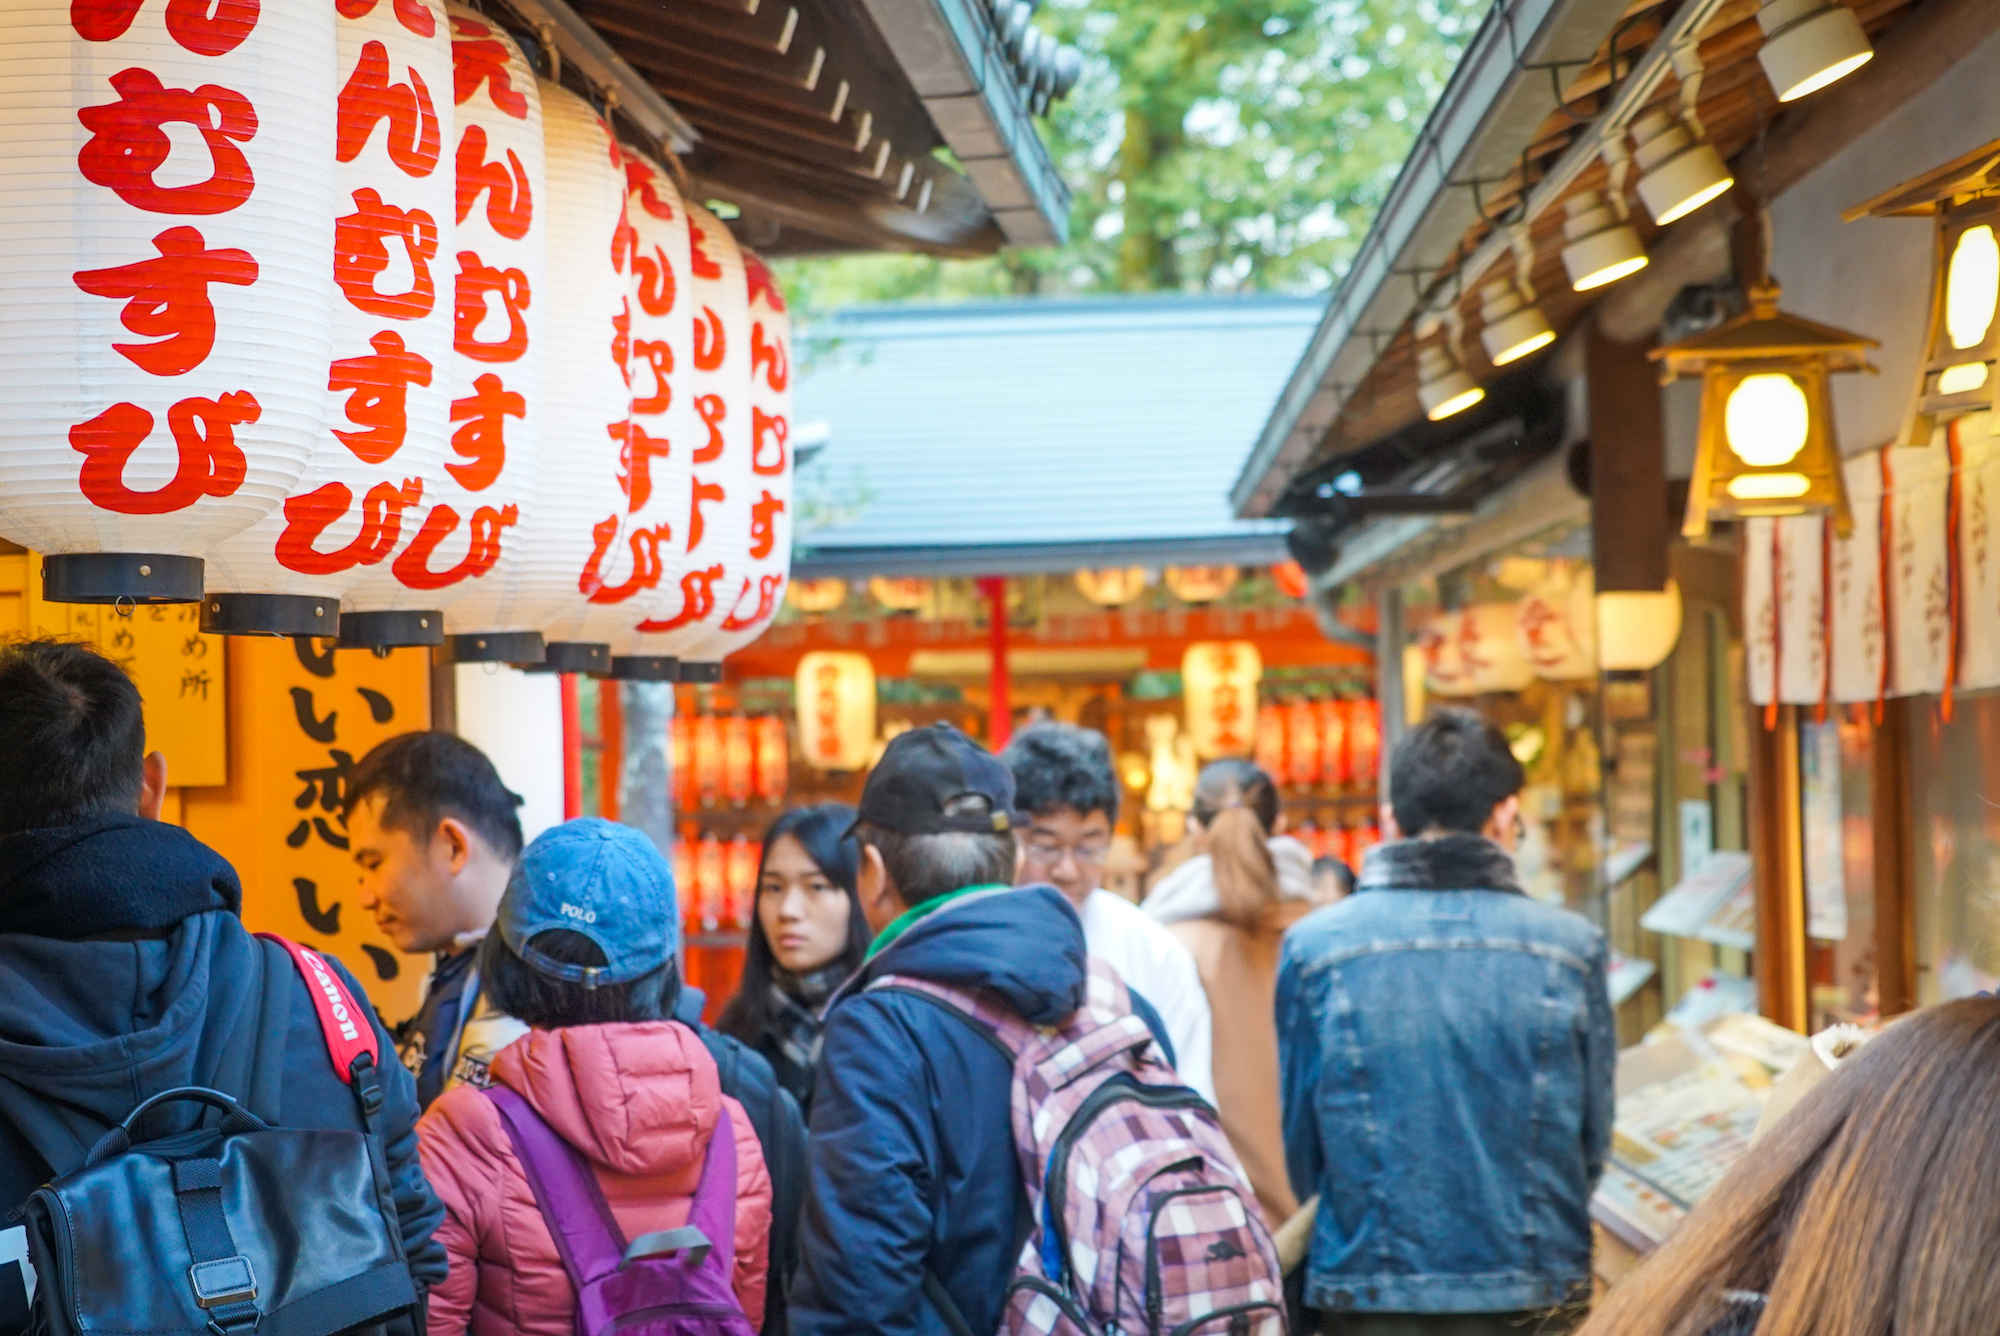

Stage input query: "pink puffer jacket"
[{"left": 418, "top": 1020, "right": 772, "bottom": 1336}]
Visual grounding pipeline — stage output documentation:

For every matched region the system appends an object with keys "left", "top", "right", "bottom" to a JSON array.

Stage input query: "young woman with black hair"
[{"left": 718, "top": 804, "right": 870, "bottom": 1108}]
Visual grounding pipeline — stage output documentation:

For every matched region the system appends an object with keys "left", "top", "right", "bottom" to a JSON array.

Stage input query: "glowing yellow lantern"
[
  {"left": 868, "top": 576, "right": 930, "bottom": 613},
  {"left": 1182, "top": 641, "right": 1261, "bottom": 759},
  {"left": 795, "top": 650, "right": 875, "bottom": 771},
  {"left": 1596, "top": 582, "right": 1684, "bottom": 671},
  {"left": 1850, "top": 148, "right": 2000, "bottom": 440},
  {"left": 787, "top": 578, "right": 850, "bottom": 614},
  {"left": 1076, "top": 567, "right": 1149, "bottom": 607},
  {"left": 1164, "top": 566, "right": 1238, "bottom": 604},
  {"left": 1654, "top": 279, "right": 1875, "bottom": 538}
]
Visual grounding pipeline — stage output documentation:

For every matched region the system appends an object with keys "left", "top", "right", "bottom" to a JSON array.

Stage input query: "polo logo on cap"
[{"left": 559, "top": 902, "right": 598, "bottom": 925}]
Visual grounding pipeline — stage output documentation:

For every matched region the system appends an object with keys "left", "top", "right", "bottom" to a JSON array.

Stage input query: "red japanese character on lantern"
[
  {"left": 335, "top": 189, "right": 438, "bottom": 319},
  {"left": 77, "top": 69, "right": 256, "bottom": 216},
  {"left": 73, "top": 226, "right": 258, "bottom": 377},
  {"left": 328, "top": 330, "right": 433, "bottom": 463}
]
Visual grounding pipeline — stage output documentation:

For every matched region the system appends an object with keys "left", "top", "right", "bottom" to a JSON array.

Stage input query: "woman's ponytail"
[{"left": 1193, "top": 758, "right": 1282, "bottom": 928}]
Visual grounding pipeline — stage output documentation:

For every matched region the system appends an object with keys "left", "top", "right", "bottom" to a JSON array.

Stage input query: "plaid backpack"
[{"left": 873, "top": 959, "right": 1284, "bottom": 1336}]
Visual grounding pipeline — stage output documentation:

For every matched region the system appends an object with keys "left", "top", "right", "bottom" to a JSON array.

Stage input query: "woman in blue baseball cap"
[{"left": 416, "top": 818, "right": 773, "bottom": 1336}]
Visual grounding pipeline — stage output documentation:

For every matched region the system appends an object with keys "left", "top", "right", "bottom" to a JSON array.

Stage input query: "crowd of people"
[{"left": 0, "top": 636, "right": 1990, "bottom": 1336}]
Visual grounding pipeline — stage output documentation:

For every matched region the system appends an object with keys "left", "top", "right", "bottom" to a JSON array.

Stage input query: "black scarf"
[
  {"left": 1356, "top": 832, "right": 1524, "bottom": 896},
  {"left": 768, "top": 962, "right": 847, "bottom": 1078},
  {"left": 0, "top": 814, "right": 242, "bottom": 940}
]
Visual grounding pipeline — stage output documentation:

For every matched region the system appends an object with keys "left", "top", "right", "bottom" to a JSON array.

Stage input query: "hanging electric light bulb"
[
  {"left": 1562, "top": 190, "right": 1649, "bottom": 291},
  {"left": 1479, "top": 279, "right": 1555, "bottom": 366},
  {"left": 1632, "top": 109, "right": 1734, "bottom": 226},
  {"left": 1757, "top": 0, "right": 1873, "bottom": 103},
  {"left": 1417, "top": 342, "right": 1484, "bottom": 421}
]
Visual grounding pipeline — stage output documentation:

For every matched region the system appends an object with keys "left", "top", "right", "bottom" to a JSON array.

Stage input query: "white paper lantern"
[
  {"left": 202, "top": 0, "right": 455, "bottom": 636},
  {"left": 0, "top": 0, "right": 339, "bottom": 602},
  {"left": 640, "top": 202, "right": 751, "bottom": 680},
  {"left": 1183, "top": 641, "right": 1262, "bottom": 759},
  {"left": 607, "top": 148, "right": 696, "bottom": 681},
  {"left": 375, "top": 4, "right": 547, "bottom": 661},
  {"left": 796, "top": 651, "right": 875, "bottom": 770},
  {"left": 493, "top": 80, "right": 635, "bottom": 674}
]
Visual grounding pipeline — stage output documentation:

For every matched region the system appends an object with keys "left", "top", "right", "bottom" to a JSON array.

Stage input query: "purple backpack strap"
[
  {"left": 486, "top": 1085, "right": 741, "bottom": 1286},
  {"left": 486, "top": 1085, "right": 626, "bottom": 1289},
  {"left": 681, "top": 1104, "right": 737, "bottom": 1277}
]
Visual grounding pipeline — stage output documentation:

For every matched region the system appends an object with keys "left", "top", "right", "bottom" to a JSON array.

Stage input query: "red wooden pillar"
[
  {"left": 560, "top": 673, "right": 582, "bottom": 820},
  {"left": 600, "top": 681, "right": 623, "bottom": 822},
  {"left": 980, "top": 575, "right": 1011, "bottom": 749}
]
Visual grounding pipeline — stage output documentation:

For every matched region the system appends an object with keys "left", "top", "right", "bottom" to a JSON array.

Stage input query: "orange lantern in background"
[
  {"left": 753, "top": 714, "right": 789, "bottom": 803},
  {"left": 1165, "top": 566, "right": 1238, "bottom": 604},
  {"left": 1076, "top": 567, "right": 1148, "bottom": 607},
  {"left": 1285, "top": 700, "right": 1321, "bottom": 787},
  {"left": 1271, "top": 561, "right": 1311, "bottom": 599},
  {"left": 692, "top": 712, "right": 723, "bottom": 806},
  {"left": 1254, "top": 705, "right": 1287, "bottom": 780},
  {"left": 788, "top": 578, "right": 849, "bottom": 614},
  {"left": 670, "top": 713, "right": 691, "bottom": 809},
  {"left": 694, "top": 831, "right": 725, "bottom": 928},
  {"left": 796, "top": 651, "right": 876, "bottom": 770},
  {"left": 1316, "top": 699, "right": 1350, "bottom": 787},
  {"left": 1348, "top": 699, "right": 1381, "bottom": 786},
  {"left": 671, "top": 833, "right": 695, "bottom": 929},
  {"left": 868, "top": 576, "right": 929, "bottom": 612},
  {"left": 724, "top": 832, "right": 758, "bottom": 928},
  {"left": 1183, "top": 641, "right": 1261, "bottom": 759},
  {"left": 0, "top": 0, "right": 340, "bottom": 604},
  {"left": 723, "top": 714, "right": 754, "bottom": 807}
]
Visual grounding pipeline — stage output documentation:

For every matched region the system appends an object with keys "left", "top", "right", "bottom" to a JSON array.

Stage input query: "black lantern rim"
[
  {"left": 610, "top": 654, "right": 679, "bottom": 681},
  {"left": 677, "top": 661, "right": 724, "bottom": 684},
  {"left": 201, "top": 592, "right": 338, "bottom": 637},
  {"left": 543, "top": 641, "right": 613, "bottom": 675},
  {"left": 337, "top": 609, "right": 445, "bottom": 649},
  {"left": 441, "top": 631, "right": 545, "bottom": 665},
  {"left": 41, "top": 553, "right": 203, "bottom": 605}
]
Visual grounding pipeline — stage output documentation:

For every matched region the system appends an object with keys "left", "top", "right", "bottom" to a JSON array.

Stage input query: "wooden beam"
[
  {"left": 1748, "top": 703, "right": 1809, "bottom": 1030},
  {"left": 1757, "top": 0, "right": 2000, "bottom": 202},
  {"left": 1870, "top": 698, "right": 1918, "bottom": 1015},
  {"left": 1587, "top": 319, "right": 1670, "bottom": 592}
]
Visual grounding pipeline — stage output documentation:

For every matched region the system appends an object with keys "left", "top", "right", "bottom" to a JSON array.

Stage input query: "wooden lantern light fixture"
[
  {"left": 1654, "top": 277, "right": 1875, "bottom": 539},
  {"left": 1848, "top": 138, "right": 2000, "bottom": 444}
]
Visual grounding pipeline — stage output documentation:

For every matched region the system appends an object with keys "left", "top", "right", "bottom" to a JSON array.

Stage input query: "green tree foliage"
[{"left": 777, "top": 0, "right": 1489, "bottom": 312}]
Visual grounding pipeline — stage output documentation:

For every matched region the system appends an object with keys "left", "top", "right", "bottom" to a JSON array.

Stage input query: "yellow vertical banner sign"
[
  {"left": 183, "top": 638, "right": 432, "bottom": 1024},
  {"left": 0, "top": 553, "right": 229, "bottom": 787}
]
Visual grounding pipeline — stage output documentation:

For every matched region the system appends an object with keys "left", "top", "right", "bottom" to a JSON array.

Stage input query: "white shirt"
[{"left": 1078, "top": 888, "right": 1215, "bottom": 1104}]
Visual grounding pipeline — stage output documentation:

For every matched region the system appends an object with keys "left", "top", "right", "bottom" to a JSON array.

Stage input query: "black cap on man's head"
[{"left": 854, "top": 723, "right": 1027, "bottom": 835}]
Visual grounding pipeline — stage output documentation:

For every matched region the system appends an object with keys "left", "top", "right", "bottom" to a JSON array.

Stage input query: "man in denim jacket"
[{"left": 1277, "top": 709, "right": 1614, "bottom": 1335}]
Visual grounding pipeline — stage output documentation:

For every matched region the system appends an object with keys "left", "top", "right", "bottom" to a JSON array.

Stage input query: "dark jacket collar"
[
  {"left": 838, "top": 883, "right": 1086, "bottom": 1027},
  {"left": 0, "top": 814, "right": 242, "bottom": 940},
  {"left": 1357, "top": 833, "right": 1524, "bottom": 896}
]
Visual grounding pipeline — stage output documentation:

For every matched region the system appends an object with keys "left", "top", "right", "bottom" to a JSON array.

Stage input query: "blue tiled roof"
[{"left": 792, "top": 294, "right": 1326, "bottom": 577}]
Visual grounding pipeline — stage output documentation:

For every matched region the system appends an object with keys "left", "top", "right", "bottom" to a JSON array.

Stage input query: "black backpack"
[{"left": 18, "top": 936, "right": 418, "bottom": 1336}]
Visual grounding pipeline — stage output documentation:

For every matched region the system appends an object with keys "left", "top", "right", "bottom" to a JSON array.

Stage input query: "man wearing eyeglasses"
[{"left": 1001, "top": 722, "right": 1215, "bottom": 1104}]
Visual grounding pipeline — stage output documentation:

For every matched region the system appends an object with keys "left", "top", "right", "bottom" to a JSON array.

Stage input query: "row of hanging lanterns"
[
  {"left": 0, "top": 1, "right": 792, "bottom": 679},
  {"left": 1415, "top": 0, "right": 1878, "bottom": 426}
]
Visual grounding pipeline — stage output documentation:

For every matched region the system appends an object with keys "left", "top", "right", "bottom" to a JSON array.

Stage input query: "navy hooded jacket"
[
  {"left": 792, "top": 884, "right": 1174, "bottom": 1336},
  {"left": 0, "top": 816, "right": 447, "bottom": 1329}
]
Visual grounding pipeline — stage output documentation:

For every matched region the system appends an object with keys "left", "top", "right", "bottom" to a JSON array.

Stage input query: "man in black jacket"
[{"left": 0, "top": 640, "right": 447, "bottom": 1330}]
